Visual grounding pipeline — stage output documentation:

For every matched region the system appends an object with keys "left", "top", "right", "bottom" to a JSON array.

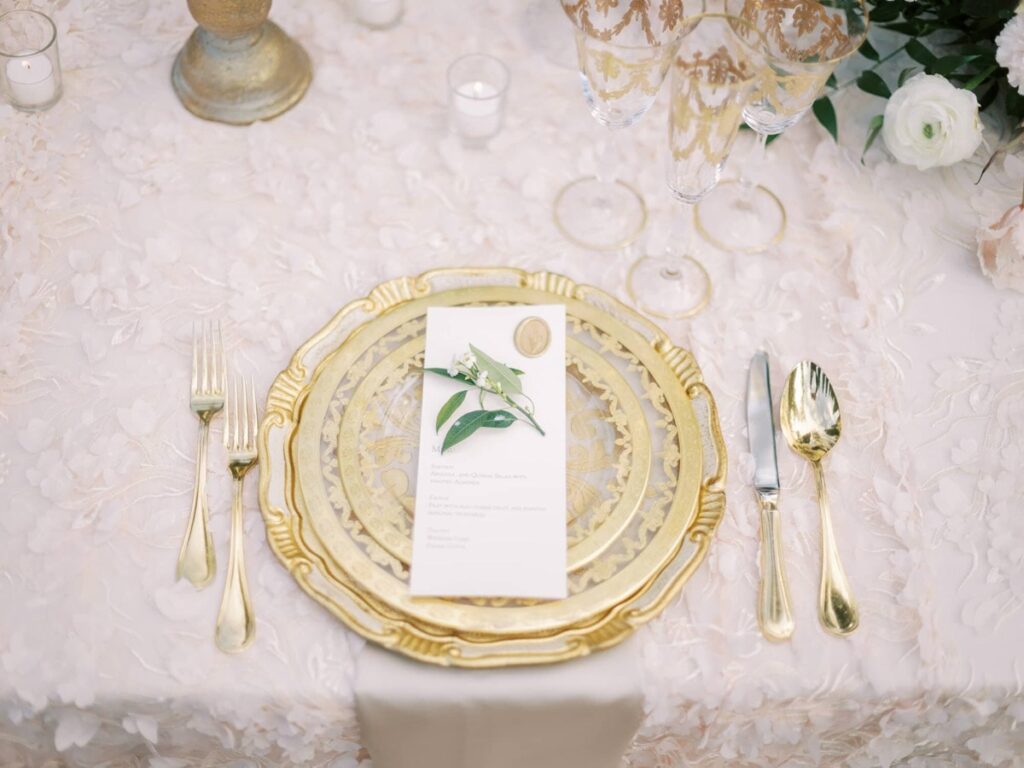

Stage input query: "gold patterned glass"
[
  {"left": 692, "top": 0, "right": 867, "bottom": 255},
  {"left": 736, "top": 0, "right": 868, "bottom": 134},
  {"left": 627, "top": 13, "right": 765, "bottom": 320},
  {"left": 554, "top": 0, "right": 693, "bottom": 251}
]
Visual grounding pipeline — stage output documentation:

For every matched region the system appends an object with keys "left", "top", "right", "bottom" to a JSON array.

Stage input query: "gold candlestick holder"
[{"left": 172, "top": 0, "right": 312, "bottom": 125}]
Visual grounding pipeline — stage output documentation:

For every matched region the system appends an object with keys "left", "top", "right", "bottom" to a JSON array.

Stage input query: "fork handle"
[
  {"left": 216, "top": 476, "right": 255, "bottom": 653},
  {"left": 177, "top": 420, "right": 216, "bottom": 588}
]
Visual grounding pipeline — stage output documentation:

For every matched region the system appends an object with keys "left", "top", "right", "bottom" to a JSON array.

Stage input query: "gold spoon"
[{"left": 780, "top": 361, "right": 859, "bottom": 636}]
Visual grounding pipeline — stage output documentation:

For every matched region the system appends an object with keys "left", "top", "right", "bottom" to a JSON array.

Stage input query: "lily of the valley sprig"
[{"left": 425, "top": 345, "right": 544, "bottom": 454}]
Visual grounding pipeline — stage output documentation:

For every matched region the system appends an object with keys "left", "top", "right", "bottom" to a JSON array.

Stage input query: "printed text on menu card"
[{"left": 409, "top": 305, "right": 567, "bottom": 599}]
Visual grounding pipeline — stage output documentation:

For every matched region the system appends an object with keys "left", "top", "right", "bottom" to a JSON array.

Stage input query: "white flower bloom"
[
  {"left": 882, "top": 74, "right": 983, "bottom": 170},
  {"left": 460, "top": 352, "right": 476, "bottom": 368},
  {"left": 447, "top": 356, "right": 459, "bottom": 377},
  {"left": 977, "top": 203, "right": 1024, "bottom": 293},
  {"left": 475, "top": 370, "right": 491, "bottom": 390},
  {"left": 996, "top": 14, "right": 1024, "bottom": 94}
]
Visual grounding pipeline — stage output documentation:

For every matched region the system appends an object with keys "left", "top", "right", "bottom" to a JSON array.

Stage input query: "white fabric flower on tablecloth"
[
  {"left": 996, "top": 13, "right": 1024, "bottom": 94},
  {"left": 977, "top": 203, "right": 1024, "bottom": 293},
  {"left": 882, "top": 74, "right": 982, "bottom": 170}
]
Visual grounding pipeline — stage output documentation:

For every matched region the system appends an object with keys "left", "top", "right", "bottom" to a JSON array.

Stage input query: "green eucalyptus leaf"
[
  {"left": 436, "top": 390, "right": 467, "bottom": 433},
  {"left": 868, "top": 3, "right": 901, "bottom": 22},
  {"left": 858, "top": 39, "right": 880, "bottom": 61},
  {"left": 906, "top": 38, "right": 937, "bottom": 66},
  {"left": 424, "top": 367, "right": 474, "bottom": 385},
  {"left": 857, "top": 71, "right": 892, "bottom": 99},
  {"left": 927, "top": 54, "right": 979, "bottom": 77},
  {"left": 812, "top": 96, "right": 838, "bottom": 142},
  {"left": 862, "top": 115, "right": 885, "bottom": 164},
  {"left": 469, "top": 344, "right": 522, "bottom": 396},
  {"left": 442, "top": 409, "right": 517, "bottom": 453}
]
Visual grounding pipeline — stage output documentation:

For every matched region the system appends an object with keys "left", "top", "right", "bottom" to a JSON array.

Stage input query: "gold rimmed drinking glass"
[
  {"left": 627, "top": 13, "right": 766, "bottom": 319},
  {"left": 555, "top": 0, "right": 693, "bottom": 251},
  {"left": 694, "top": 0, "right": 868, "bottom": 253}
]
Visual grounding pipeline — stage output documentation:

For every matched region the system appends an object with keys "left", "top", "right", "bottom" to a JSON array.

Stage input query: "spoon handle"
[{"left": 812, "top": 461, "right": 859, "bottom": 636}]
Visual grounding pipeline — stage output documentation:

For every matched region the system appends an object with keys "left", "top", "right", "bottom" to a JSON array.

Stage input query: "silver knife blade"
[{"left": 747, "top": 351, "right": 780, "bottom": 495}]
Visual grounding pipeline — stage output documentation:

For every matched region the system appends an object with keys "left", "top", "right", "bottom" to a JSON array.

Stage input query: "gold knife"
[{"left": 747, "top": 351, "right": 794, "bottom": 641}]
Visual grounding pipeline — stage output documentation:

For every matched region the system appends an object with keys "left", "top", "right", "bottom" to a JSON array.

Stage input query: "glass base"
[
  {"left": 553, "top": 176, "right": 648, "bottom": 251},
  {"left": 626, "top": 253, "right": 711, "bottom": 320},
  {"left": 693, "top": 179, "right": 786, "bottom": 254}
]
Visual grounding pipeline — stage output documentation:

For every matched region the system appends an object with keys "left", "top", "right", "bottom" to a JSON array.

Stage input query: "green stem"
[
  {"left": 507, "top": 398, "right": 545, "bottom": 436},
  {"left": 964, "top": 63, "right": 998, "bottom": 92},
  {"left": 834, "top": 42, "right": 909, "bottom": 93}
]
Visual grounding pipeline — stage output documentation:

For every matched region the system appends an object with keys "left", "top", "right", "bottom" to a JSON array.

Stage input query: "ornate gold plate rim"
[{"left": 258, "top": 268, "right": 727, "bottom": 668}]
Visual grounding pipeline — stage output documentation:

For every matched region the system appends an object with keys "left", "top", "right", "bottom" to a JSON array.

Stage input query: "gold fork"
[
  {"left": 177, "top": 320, "right": 224, "bottom": 587},
  {"left": 215, "top": 375, "right": 258, "bottom": 653}
]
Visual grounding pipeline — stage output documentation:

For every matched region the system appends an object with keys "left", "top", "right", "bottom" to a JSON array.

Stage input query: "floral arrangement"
[
  {"left": 425, "top": 346, "right": 544, "bottom": 453},
  {"left": 812, "top": 0, "right": 1024, "bottom": 292},
  {"left": 814, "top": 0, "right": 1023, "bottom": 169}
]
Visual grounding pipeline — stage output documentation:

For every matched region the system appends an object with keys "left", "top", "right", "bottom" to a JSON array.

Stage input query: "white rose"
[
  {"left": 882, "top": 74, "right": 983, "bottom": 170},
  {"left": 977, "top": 203, "right": 1024, "bottom": 293},
  {"left": 995, "top": 13, "right": 1024, "bottom": 95}
]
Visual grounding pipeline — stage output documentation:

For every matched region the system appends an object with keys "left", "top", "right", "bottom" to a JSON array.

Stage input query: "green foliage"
[
  {"left": 441, "top": 409, "right": 516, "bottom": 453},
  {"left": 813, "top": 0, "right": 1021, "bottom": 140},
  {"left": 862, "top": 115, "right": 885, "bottom": 162},
  {"left": 813, "top": 97, "right": 838, "bottom": 141},
  {"left": 436, "top": 389, "right": 468, "bottom": 432}
]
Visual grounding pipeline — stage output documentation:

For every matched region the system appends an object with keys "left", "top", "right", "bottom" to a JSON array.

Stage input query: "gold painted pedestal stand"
[{"left": 172, "top": 0, "right": 311, "bottom": 125}]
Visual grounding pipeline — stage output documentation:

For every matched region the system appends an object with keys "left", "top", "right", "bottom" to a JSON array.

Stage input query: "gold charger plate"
[{"left": 259, "top": 268, "right": 726, "bottom": 667}]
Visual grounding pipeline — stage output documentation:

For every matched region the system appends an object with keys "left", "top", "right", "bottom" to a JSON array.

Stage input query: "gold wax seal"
[{"left": 514, "top": 316, "right": 551, "bottom": 357}]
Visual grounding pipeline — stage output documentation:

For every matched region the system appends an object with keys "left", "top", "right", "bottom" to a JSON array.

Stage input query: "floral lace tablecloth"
[{"left": 2, "top": 0, "right": 1023, "bottom": 766}]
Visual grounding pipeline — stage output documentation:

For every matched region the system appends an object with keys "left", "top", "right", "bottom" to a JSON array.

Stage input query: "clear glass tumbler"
[
  {"left": 447, "top": 54, "right": 510, "bottom": 148},
  {"left": 0, "top": 10, "right": 62, "bottom": 112}
]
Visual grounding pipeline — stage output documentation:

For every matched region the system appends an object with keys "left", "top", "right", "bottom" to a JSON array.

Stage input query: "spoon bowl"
[
  {"left": 780, "top": 361, "right": 859, "bottom": 636},
  {"left": 780, "top": 361, "right": 841, "bottom": 463}
]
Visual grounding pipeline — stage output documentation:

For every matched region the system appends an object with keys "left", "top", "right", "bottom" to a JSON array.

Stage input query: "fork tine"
[
  {"left": 191, "top": 322, "right": 199, "bottom": 395},
  {"left": 249, "top": 377, "right": 258, "bottom": 450},
  {"left": 210, "top": 321, "right": 219, "bottom": 397},
  {"left": 232, "top": 376, "right": 240, "bottom": 451},
  {"left": 217, "top": 322, "right": 226, "bottom": 395},
  {"left": 201, "top": 321, "right": 210, "bottom": 395},
  {"left": 242, "top": 374, "right": 250, "bottom": 449}
]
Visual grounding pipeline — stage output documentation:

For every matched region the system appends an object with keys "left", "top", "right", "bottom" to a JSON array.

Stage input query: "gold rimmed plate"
[{"left": 259, "top": 268, "right": 726, "bottom": 666}]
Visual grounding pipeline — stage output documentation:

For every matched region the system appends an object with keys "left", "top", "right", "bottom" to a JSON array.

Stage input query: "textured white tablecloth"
[{"left": 2, "top": 0, "right": 1024, "bottom": 766}]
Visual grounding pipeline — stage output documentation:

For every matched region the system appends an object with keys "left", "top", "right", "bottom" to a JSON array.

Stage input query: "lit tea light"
[
  {"left": 6, "top": 53, "right": 56, "bottom": 107},
  {"left": 447, "top": 55, "right": 509, "bottom": 147},
  {"left": 0, "top": 10, "right": 63, "bottom": 112},
  {"left": 353, "top": 0, "right": 403, "bottom": 29}
]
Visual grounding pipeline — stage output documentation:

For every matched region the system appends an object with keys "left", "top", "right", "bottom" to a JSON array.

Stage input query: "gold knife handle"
[
  {"left": 215, "top": 476, "right": 255, "bottom": 653},
  {"left": 813, "top": 461, "right": 859, "bottom": 636},
  {"left": 177, "top": 419, "right": 216, "bottom": 588},
  {"left": 758, "top": 494, "right": 794, "bottom": 641}
]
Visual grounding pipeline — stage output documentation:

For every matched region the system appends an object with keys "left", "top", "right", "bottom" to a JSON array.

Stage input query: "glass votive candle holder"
[
  {"left": 447, "top": 54, "right": 509, "bottom": 148},
  {"left": 0, "top": 10, "right": 62, "bottom": 112},
  {"left": 352, "top": 0, "right": 404, "bottom": 30}
]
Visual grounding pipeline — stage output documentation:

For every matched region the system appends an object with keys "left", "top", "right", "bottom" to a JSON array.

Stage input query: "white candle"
[
  {"left": 452, "top": 80, "right": 502, "bottom": 140},
  {"left": 5, "top": 52, "right": 56, "bottom": 108},
  {"left": 353, "top": 0, "right": 403, "bottom": 28}
]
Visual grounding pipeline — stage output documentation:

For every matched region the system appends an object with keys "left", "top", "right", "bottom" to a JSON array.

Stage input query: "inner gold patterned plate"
[{"left": 259, "top": 268, "right": 726, "bottom": 667}]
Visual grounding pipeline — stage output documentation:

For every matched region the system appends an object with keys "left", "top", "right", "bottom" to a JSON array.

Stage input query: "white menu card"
[{"left": 409, "top": 305, "right": 567, "bottom": 599}]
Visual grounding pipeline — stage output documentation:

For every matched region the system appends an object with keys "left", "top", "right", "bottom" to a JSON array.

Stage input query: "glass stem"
[
  {"left": 595, "top": 128, "right": 621, "bottom": 184},
  {"left": 741, "top": 131, "right": 769, "bottom": 192},
  {"left": 661, "top": 205, "right": 692, "bottom": 279}
]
